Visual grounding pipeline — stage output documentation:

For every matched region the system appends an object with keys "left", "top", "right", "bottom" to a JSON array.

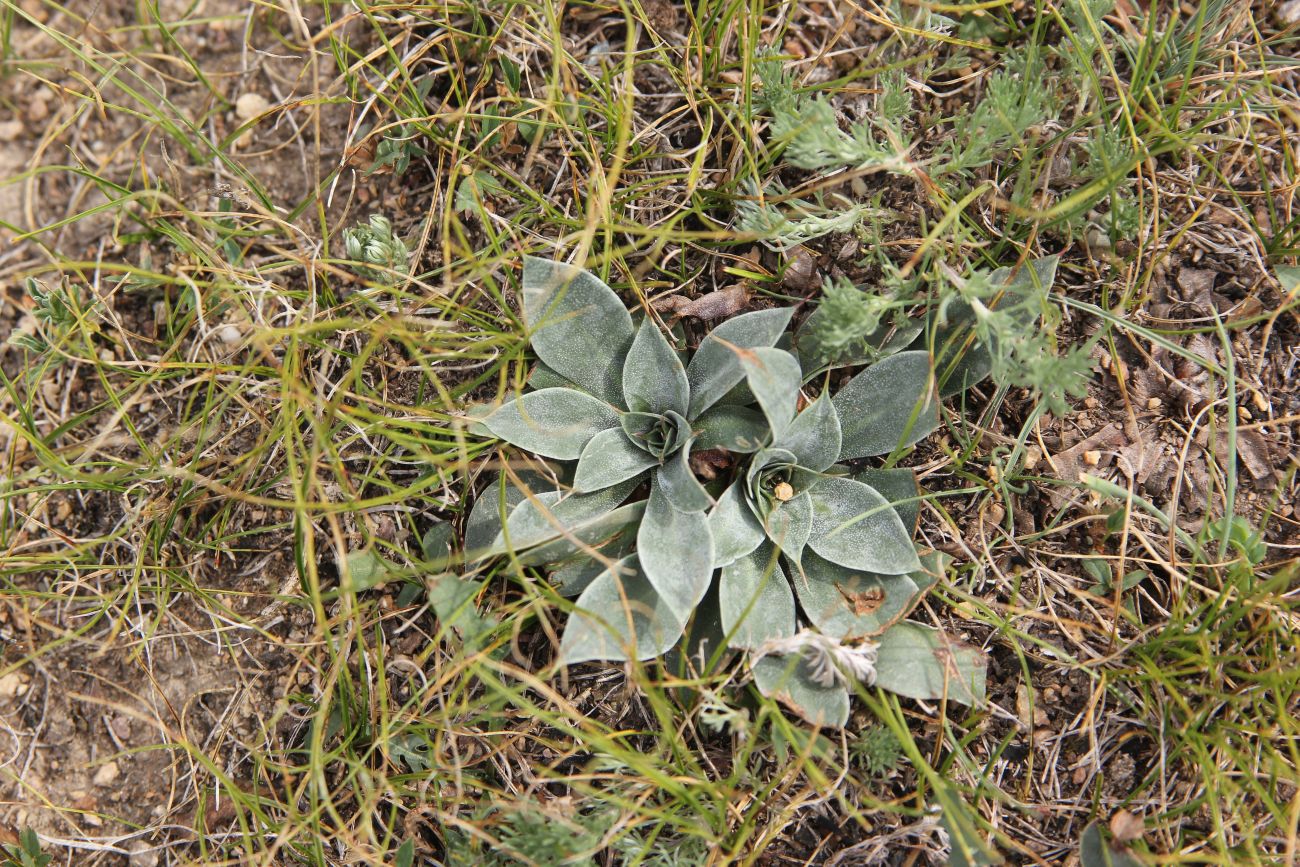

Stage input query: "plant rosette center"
[
  {"left": 621, "top": 410, "right": 690, "bottom": 463},
  {"left": 744, "top": 448, "right": 821, "bottom": 518}
]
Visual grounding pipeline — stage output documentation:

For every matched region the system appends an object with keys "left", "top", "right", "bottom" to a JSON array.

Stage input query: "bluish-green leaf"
[
  {"left": 719, "top": 543, "right": 795, "bottom": 650},
  {"left": 550, "top": 525, "right": 637, "bottom": 597},
  {"left": 428, "top": 574, "right": 496, "bottom": 649},
  {"left": 851, "top": 467, "right": 921, "bottom": 534},
  {"left": 522, "top": 256, "right": 635, "bottom": 404},
  {"left": 343, "top": 549, "right": 389, "bottom": 590},
  {"left": 638, "top": 482, "right": 715, "bottom": 620},
  {"left": 464, "top": 468, "right": 559, "bottom": 558},
  {"left": 873, "top": 621, "right": 987, "bottom": 705},
  {"left": 764, "top": 490, "right": 812, "bottom": 567},
  {"left": 515, "top": 500, "right": 645, "bottom": 567},
  {"left": 482, "top": 387, "right": 619, "bottom": 460},
  {"left": 526, "top": 362, "right": 580, "bottom": 392},
  {"left": 573, "top": 427, "right": 657, "bottom": 493},
  {"left": 738, "top": 347, "right": 803, "bottom": 438},
  {"left": 623, "top": 318, "right": 689, "bottom": 416},
  {"left": 772, "top": 391, "right": 841, "bottom": 471},
  {"left": 795, "top": 550, "right": 920, "bottom": 639},
  {"left": 686, "top": 307, "right": 795, "bottom": 418},
  {"left": 833, "top": 351, "right": 939, "bottom": 460},
  {"left": 560, "top": 556, "right": 687, "bottom": 663},
  {"left": 752, "top": 655, "right": 850, "bottom": 727},
  {"left": 421, "top": 521, "right": 455, "bottom": 567},
  {"left": 693, "top": 405, "right": 768, "bottom": 452},
  {"left": 710, "top": 481, "right": 766, "bottom": 567},
  {"left": 909, "top": 549, "right": 949, "bottom": 597},
  {"left": 484, "top": 480, "right": 637, "bottom": 559},
  {"left": 807, "top": 477, "right": 922, "bottom": 574},
  {"left": 656, "top": 440, "right": 713, "bottom": 512}
]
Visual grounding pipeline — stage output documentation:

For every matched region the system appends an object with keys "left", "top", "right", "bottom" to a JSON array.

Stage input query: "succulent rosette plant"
[{"left": 466, "top": 256, "right": 989, "bottom": 726}]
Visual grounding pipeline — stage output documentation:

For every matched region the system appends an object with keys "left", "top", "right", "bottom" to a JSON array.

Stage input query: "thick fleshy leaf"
[
  {"left": 709, "top": 481, "right": 766, "bottom": 568},
  {"left": 752, "top": 656, "right": 849, "bottom": 727},
  {"left": 807, "top": 477, "right": 922, "bottom": 574},
  {"left": 738, "top": 347, "right": 802, "bottom": 439},
  {"left": 719, "top": 544, "right": 795, "bottom": 650},
  {"left": 834, "top": 351, "right": 939, "bottom": 460},
  {"left": 686, "top": 308, "right": 795, "bottom": 418},
  {"left": 522, "top": 256, "right": 635, "bottom": 404},
  {"left": 485, "top": 479, "right": 638, "bottom": 559},
  {"left": 526, "top": 362, "right": 580, "bottom": 392},
  {"left": 908, "top": 550, "right": 949, "bottom": 597},
  {"left": 772, "top": 392, "right": 841, "bottom": 472},
  {"left": 482, "top": 388, "right": 619, "bottom": 460},
  {"left": 656, "top": 440, "right": 713, "bottom": 512},
  {"left": 560, "top": 556, "right": 686, "bottom": 663},
  {"left": 794, "top": 549, "right": 920, "bottom": 640},
  {"left": 623, "top": 318, "right": 689, "bottom": 416},
  {"left": 516, "top": 501, "right": 645, "bottom": 567},
  {"left": 638, "top": 483, "right": 715, "bottom": 620},
  {"left": 573, "top": 428, "right": 657, "bottom": 493},
  {"left": 550, "top": 526, "right": 637, "bottom": 597},
  {"left": 464, "top": 468, "right": 561, "bottom": 558},
  {"left": 851, "top": 467, "right": 922, "bottom": 534},
  {"left": 693, "top": 405, "right": 768, "bottom": 453},
  {"left": 873, "top": 621, "right": 987, "bottom": 705},
  {"left": 764, "top": 491, "right": 812, "bottom": 567}
]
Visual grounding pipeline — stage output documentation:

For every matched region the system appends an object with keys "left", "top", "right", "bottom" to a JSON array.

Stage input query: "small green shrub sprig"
[
  {"left": 458, "top": 257, "right": 995, "bottom": 726},
  {"left": 342, "top": 214, "right": 410, "bottom": 283}
]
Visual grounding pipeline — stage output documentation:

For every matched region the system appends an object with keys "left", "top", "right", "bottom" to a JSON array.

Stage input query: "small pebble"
[
  {"left": 0, "top": 671, "right": 29, "bottom": 699},
  {"left": 234, "top": 92, "right": 271, "bottom": 122},
  {"left": 1083, "top": 450, "right": 1101, "bottom": 467},
  {"left": 217, "top": 324, "right": 242, "bottom": 346},
  {"left": 0, "top": 119, "right": 22, "bottom": 142},
  {"left": 93, "top": 760, "right": 120, "bottom": 787}
]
